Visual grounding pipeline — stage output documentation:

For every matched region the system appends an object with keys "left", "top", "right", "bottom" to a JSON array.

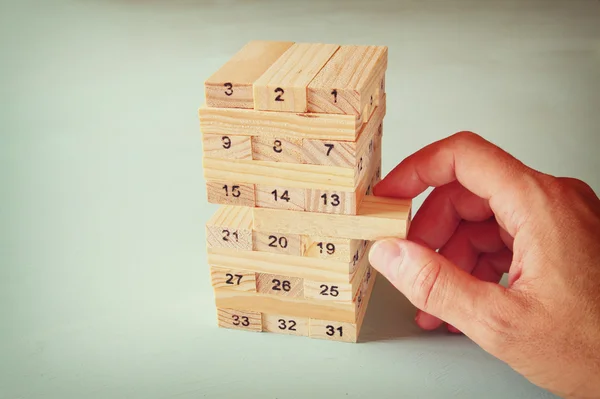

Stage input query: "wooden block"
[
  {"left": 305, "top": 189, "right": 355, "bottom": 215},
  {"left": 253, "top": 195, "right": 412, "bottom": 241},
  {"left": 301, "top": 235, "right": 364, "bottom": 263},
  {"left": 302, "top": 139, "right": 355, "bottom": 167},
  {"left": 204, "top": 40, "right": 294, "bottom": 109},
  {"left": 308, "top": 266, "right": 377, "bottom": 342},
  {"left": 252, "top": 135, "right": 304, "bottom": 163},
  {"left": 309, "top": 319, "right": 357, "bottom": 343},
  {"left": 253, "top": 43, "right": 340, "bottom": 112},
  {"left": 262, "top": 314, "right": 309, "bottom": 336},
  {"left": 206, "top": 181, "right": 255, "bottom": 207},
  {"left": 214, "top": 289, "right": 357, "bottom": 323},
  {"left": 256, "top": 273, "right": 304, "bottom": 298},
  {"left": 349, "top": 240, "right": 371, "bottom": 279},
  {"left": 253, "top": 231, "right": 302, "bottom": 256},
  {"left": 302, "top": 95, "right": 386, "bottom": 168},
  {"left": 198, "top": 105, "right": 359, "bottom": 141},
  {"left": 304, "top": 280, "right": 352, "bottom": 302},
  {"left": 217, "top": 308, "right": 262, "bottom": 332},
  {"left": 307, "top": 45, "right": 387, "bottom": 116},
  {"left": 210, "top": 266, "right": 256, "bottom": 292},
  {"left": 205, "top": 205, "right": 253, "bottom": 251},
  {"left": 355, "top": 267, "right": 377, "bottom": 337},
  {"left": 207, "top": 246, "right": 353, "bottom": 283},
  {"left": 352, "top": 97, "right": 386, "bottom": 186},
  {"left": 202, "top": 134, "right": 252, "bottom": 160},
  {"left": 203, "top": 158, "right": 355, "bottom": 191},
  {"left": 255, "top": 185, "right": 305, "bottom": 211}
]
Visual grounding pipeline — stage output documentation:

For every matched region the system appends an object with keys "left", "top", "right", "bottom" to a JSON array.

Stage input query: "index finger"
[{"left": 373, "top": 131, "right": 539, "bottom": 237}]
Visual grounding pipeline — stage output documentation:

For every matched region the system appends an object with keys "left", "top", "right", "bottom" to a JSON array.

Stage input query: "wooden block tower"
[{"left": 198, "top": 41, "right": 412, "bottom": 343}]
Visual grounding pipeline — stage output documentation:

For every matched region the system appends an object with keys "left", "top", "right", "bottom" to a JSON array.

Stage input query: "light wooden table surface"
[{"left": 1, "top": 0, "right": 598, "bottom": 398}]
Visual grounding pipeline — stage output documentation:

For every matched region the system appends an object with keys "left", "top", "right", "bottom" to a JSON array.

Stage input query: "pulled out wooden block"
[
  {"left": 202, "top": 134, "right": 252, "bottom": 160},
  {"left": 206, "top": 181, "right": 255, "bottom": 207},
  {"left": 205, "top": 205, "right": 253, "bottom": 251},
  {"left": 204, "top": 40, "right": 294, "bottom": 109},
  {"left": 253, "top": 195, "right": 411, "bottom": 241},
  {"left": 306, "top": 45, "right": 387, "bottom": 116},
  {"left": 255, "top": 185, "right": 305, "bottom": 211},
  {"left": 262, "top": 314, "right": 309, "bottom": 336},
  {"left": 217, "top": 308, "right": 262, "bottom": 332},
  {"left": 253, "top": 43, "right": 340, "bottom": 112},
  {"left": 210, "top": 266, "right": 256, "bottom": 292},
  {"left": 253, "top": 231, "right": 302, "bottom": 256}
]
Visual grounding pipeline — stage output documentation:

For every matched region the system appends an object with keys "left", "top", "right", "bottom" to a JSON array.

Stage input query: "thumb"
[{"left": 368, "top": 238, "right": 511, "bottom": 344}]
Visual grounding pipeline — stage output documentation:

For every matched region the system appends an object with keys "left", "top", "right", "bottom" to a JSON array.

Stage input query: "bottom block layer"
[{"left": 214, "top": 268, "right": 377, "bottom": 343}]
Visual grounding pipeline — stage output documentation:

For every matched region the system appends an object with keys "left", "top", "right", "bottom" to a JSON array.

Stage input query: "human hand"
[{"left": 368, "top": 132, "right": 600, "bottom": 399}]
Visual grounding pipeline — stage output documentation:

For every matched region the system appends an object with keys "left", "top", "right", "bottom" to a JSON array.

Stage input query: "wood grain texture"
[
  {"left": 217, "top": 308, "right": 262, "bottom": 332},
  {"left": 349, "top": 240, "right": 371, "bottom": 280},
  {"left": 307, "top": 45, "right": 387, "bottom": 115},
  {"left": 207, "top": 246, "right": 353, "bottom": 282},
  {"left": 253, "top": 195, "right": 412, "bottom": 241},
  {"left": 301, "top": 235, "right": 363, "bottom": 263},
  {"left": 198, "top": 105, "right": 359, "bottom": 141},
  {"left": 253, "top": 231, "right": 302, "bottom": 256},
  {"left": 210, "top": 266, "right": 256, "bottom": 292},
  {"left": 308, "top": 318, "right": 357, "bottom": 343},
  {"left": 214, "top": 289, "right": 357, "bottom": 323},
  {"left": 253, "top": 43, "right": 340, "bottom": 112},
  {"left": 307, "top": 266, "right": 377, "bottom": 342},
  {"left": 302, "top": 139, "right": 355, "bottom": 167},
  {"left": 304, "top": 280, "right": 353, "bottom": 302},
  {"left": 256, "top": 273, "right": 304, "bottom": 298},
  {"left": 262, "top": 314, "right": 309, "bottom": 336},
  {"left": 255, "top": 185, "right": 305, "bottom": 211},
  {"left": 204, "top": 40, "right": 294, "bottom": 109},
  {"left": 206, "top": 181, "right": 255, "bottom": 207},
  {"left": 252, "top": 136, "right": 304, "bottom": 163},
  {"left": 355, "top": 266, "right": 377, "bottom": 337},
  {"left": 203, "top": 157, "right": 356, "bottom": 191},
  {"left": 305, "top": 189, "right": 356, "bottom": 215},
  {"left": 205, "top": 205, "right": 253, "bottom": 250},
  {"left": 353, "top": 96, "right": 386, "bottom": 186},
  {"left": 202, "top": 134, "right": 252, "bottom": 160}
]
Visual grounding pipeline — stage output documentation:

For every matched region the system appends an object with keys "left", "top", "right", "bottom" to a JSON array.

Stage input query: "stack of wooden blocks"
[{"left": 198, "top": 41, "right": 412, "bottom": 343}]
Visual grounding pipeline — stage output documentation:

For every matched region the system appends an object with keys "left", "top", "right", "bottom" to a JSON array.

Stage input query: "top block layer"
[
  {"left": 204, "top": 41, "right": 295, "bottom": 109},
  {"left": 203, "top": 41, "right": 388, "bottom": 115},
  {"left": 253, "top": 43, "right": 340, "bottom": 113}
]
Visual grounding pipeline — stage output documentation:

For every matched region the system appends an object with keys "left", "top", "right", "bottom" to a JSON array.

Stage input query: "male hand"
[{"left": 369, "top": 132, "right": 600, "bottom": 399}]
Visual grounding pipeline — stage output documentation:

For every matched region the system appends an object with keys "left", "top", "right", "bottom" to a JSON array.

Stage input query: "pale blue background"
[{"left": 1, "top": 0, "right": 599, "bottom": 398}]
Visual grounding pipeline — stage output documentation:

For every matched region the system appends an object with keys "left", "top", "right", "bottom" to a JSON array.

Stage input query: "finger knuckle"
[
  {"left": 410, "top": 258, "right": 443, "bottom": 311},
  {"left": 451, "top": 131, "right": 482, "bottom": 143},
  {"left": 557, "top": 177, "right": 597, "bottom": 198}
]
